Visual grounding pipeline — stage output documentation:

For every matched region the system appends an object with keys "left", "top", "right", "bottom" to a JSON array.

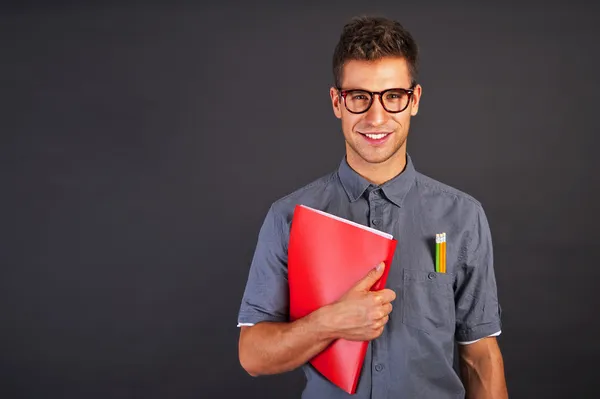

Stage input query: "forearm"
[
  {"left": 238, "top": 307, "right": 336, "bottom": 376},
  {"left": 460, "top": 344, "right": 508, "bottom": 399}
]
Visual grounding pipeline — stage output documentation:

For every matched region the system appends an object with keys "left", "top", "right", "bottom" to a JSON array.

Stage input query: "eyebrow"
[{"left": 340, "top": 86, "right": 413, "bottom": 91}]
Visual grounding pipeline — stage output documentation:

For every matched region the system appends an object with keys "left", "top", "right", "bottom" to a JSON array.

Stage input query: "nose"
[{"left": 364, "top": 94, "right": 387, "bottom": 126}]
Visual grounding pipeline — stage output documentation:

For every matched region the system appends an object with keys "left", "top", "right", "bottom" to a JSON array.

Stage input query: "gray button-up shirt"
[{"left": 237, "top": 154, "right": 502, "bottom": 399}]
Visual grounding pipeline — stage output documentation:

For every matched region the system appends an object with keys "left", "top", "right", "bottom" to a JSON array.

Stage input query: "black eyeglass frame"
[{"left": 337, "top": 84, "right": 417, "bottom": 114}]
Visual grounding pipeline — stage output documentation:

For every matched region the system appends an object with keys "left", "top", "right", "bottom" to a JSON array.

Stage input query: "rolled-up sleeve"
[
  {"left": 454, "top": 205, "right": 502, "bottom": 343},
  {"left": 237, "top": 204, "right": 289, "bottom": 326}
]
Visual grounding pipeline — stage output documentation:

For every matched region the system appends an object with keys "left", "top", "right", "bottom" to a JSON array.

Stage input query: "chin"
[
  {"left": 357, "top": 151, "right": 396, "bottom": 165},
  {"left": 346, "top": 138, "right": 404, "bottom": 165}
]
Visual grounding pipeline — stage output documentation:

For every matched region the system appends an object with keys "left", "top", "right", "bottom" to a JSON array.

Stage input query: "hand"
[{"left": 321, "top": 262, "right": 396, "bottom": 341}]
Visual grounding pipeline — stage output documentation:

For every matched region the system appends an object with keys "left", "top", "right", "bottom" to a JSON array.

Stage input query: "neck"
[{"left": 345, "top": 147, "right": 407, "bottom": 186}]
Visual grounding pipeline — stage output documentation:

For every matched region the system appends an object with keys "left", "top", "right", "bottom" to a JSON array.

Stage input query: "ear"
[
  {"left": 409, "top": 84, "right": 423, "bottom": 116},
  {"left": 330, "top": 87, "right": 342, "bottom": 119}
]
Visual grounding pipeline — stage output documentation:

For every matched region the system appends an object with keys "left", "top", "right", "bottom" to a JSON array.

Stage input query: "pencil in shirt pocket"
[{"left": 435, "top": 233, "right": 447, "bottom": 273}]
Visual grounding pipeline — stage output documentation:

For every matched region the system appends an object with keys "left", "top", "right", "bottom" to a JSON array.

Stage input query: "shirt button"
[
  {"left": 375, "top": 364, "right": 384, "bottom": 372},
  {"left": 428, "top": 272, "right": 436, "bottom": 279},
  {"left": 372, "top": 219, "right": 380, "bottom": 226}
]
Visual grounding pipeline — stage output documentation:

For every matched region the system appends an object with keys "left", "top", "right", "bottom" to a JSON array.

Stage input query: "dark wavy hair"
[{"left": 332, "top": 16, "right": 419, "bottom": 88}]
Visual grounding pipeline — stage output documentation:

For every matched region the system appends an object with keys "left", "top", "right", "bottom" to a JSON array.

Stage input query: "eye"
[
  {"left": 385, "top": 91, "right": 405, "bottom": 100},
  {"left": 351, "top": 93, "right": 369, "bottom": 101}
]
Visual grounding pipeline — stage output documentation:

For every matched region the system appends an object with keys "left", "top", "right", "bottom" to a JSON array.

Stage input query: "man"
[{"left": 237, "top": 15, "right": 508, "bottom": 399}]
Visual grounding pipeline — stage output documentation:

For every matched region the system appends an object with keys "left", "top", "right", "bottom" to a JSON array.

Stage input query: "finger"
[
  {"left": 370, "top": 289, "right": 395, "bottom": 305},
  {"left": 371, "top": 292, "right": 384, "bottom": 306},
  {"left": 369, "top": 326, "right": 385, "bottom": 340},
  {"left": 378, "top": 288, "right": 396, "bottom": 303},
  {"left": 373, "top": 315, "right": 389, "bottom": 329},
  {"left": 352, "top": 262, "right": 385, "bottom": 292},
  {"left": 370, "top": 303, "right": 392, "bottom": 321},
  {"left": 381, "top": 302, "right": 393, "bottom": 316}
]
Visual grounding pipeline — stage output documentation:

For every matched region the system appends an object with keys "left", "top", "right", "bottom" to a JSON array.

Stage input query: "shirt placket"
[{"left": 368, "top": 188, "right": 389, "bottom": 399}]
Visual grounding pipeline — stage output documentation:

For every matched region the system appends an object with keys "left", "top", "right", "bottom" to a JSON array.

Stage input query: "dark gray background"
[{"left": 2, "top": 1, "right": 599, "bottom": 398}]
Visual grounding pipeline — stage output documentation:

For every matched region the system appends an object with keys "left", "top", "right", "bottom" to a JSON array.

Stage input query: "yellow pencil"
[
  {"left": 435, "top": 233, "right": 440, "bottom": 272},
  {"left": 441, "top": 232, "right": 446, "bottom": 273}
]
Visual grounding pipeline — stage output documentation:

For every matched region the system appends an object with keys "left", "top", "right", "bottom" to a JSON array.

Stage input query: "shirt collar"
[{"left": 337, "top": 153, "right": 416, "bottom": 208}]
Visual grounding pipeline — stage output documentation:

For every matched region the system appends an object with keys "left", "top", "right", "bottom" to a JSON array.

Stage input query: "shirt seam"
[
  {"left": 415, "top": 174, "right": 482, "bottom": 208},
  {"left": 272, "top": 172, "right": 337, "bottom": 206}
]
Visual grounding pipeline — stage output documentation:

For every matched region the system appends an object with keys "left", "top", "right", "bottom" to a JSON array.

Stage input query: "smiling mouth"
[{"left": 361, "top": 132, "right": 391, "bottom": 140}]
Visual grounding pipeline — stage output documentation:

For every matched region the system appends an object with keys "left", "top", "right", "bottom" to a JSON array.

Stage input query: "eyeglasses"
[{"left": 337, "top": 86, "right": 416, "bottom": 114}]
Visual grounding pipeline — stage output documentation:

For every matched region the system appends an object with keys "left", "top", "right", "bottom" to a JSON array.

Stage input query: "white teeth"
[{"left": 365, "top": 133, "right": 388, "bottom": 139}]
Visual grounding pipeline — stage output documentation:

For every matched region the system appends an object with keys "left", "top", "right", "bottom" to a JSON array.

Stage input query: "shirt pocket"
[{"left": 401, "top": 268, "right": 454, "bottom": 334}]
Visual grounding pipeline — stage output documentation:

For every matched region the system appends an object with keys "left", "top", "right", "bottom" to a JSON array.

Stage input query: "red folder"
[{"left": 287, "top": 204, "right": 397, "bottom": 394}]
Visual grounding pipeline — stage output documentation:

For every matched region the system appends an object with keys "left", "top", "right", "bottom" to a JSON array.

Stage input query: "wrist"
[{"left": 308, "top": 303, "right": 340, "bottom": 341}]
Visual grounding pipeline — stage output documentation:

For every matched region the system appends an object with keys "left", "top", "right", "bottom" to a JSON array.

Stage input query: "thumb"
[{"left": 353, "top": 262, "right": 385, "bottom": 292}]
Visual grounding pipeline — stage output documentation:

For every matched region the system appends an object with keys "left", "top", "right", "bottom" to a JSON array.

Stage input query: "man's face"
[{"left": 330, "top": 57, "right": 422, "bottom": 168}]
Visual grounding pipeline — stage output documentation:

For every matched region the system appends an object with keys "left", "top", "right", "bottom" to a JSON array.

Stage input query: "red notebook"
[{"left": 287, "top": 204, "right": 397, "bottom": 394}]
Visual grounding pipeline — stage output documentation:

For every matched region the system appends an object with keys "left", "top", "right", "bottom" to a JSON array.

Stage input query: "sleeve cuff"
[
  {"left": 456, "top": 330, "right": 501, "bottom": 345},
  {"left": 455, "top": 321, "right": 502, "bottom": 343},
  {"left": 237, "top": 311, "right": 287, "bottom": 327}
]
